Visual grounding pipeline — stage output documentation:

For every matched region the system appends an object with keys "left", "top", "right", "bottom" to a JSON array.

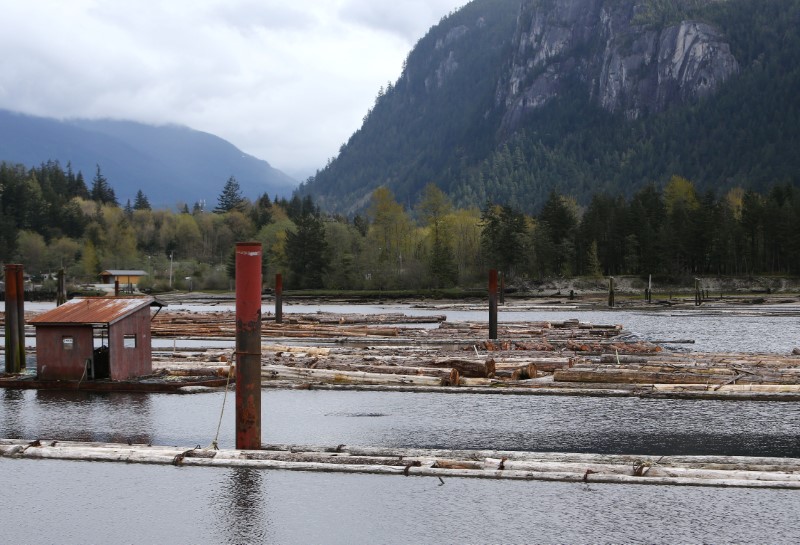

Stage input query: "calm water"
[
  {"left": 2, "top": 389, "right": 799, "bottom": 457},
  {"left": 4, "top": 458, "right": 800, "bottom": 545},
  {"left": 2, "top": 389, "right": 800, "bottom": 543},
  {"left": 4, "top": 302, "right": 800, "bottom": 543}
]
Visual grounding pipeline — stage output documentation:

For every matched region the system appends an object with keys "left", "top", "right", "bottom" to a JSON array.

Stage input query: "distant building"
[
  {"left": 99, "top": 270, "right": 148, "bottom": 288},
  {"left": 29, "top": 296, "right": 164, "bottom": 381}
]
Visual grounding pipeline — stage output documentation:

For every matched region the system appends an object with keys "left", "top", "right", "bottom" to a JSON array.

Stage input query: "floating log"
[
  {"left": 555, "top": 367, "right": 800, "bottom": 386},
  {"left": 260, "top": 365, "right": 494, "bottom": 387},
  {"left": 3, "top": 439, "right": 799, "bottom": 489},
  {"left": 421, "top": 358, "right": 496, "bottom": 378}
]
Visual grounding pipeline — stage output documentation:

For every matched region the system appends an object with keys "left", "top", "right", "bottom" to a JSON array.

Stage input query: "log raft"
[
  {"left": 2, "top": 438, "right": 798, "bottom": 489},
  {"left": 15, "top": 306, "right": 800, "bottom": 399}
]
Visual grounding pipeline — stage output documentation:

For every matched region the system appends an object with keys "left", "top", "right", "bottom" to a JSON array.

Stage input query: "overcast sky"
[{"left": 0, "top": 0, "right": 467, "bottom": 180}]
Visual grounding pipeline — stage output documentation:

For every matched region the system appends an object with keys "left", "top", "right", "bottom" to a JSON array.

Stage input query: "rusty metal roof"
[{"left": 29, "top": 297, "right": 157, "bottom": 326}]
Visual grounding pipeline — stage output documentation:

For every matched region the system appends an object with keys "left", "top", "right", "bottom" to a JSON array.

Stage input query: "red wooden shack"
[{"left": 29, "top": 297, "right": 163, "bottom": 381}]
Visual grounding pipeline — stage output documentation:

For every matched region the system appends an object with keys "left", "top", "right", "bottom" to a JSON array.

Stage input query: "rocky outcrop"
[{"left": 499, "top": 0, "right": 739, "bottom": 131}]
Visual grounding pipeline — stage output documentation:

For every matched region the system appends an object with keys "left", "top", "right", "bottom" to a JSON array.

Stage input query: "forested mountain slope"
[
  {"left": 0, "top": 110, "right": 297, "bottom": 208},
  {"left": 298, "top": 0, "right": 800, "bottom": 214}
]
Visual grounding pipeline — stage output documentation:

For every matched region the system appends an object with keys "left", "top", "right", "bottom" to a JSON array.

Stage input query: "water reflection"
[
  {"left": 1, "top": 389, "right": 25, "bottom": 439},
  {"left": 7, "top": 390, "right": 155, "bottom": 445},
  {"left": 220, "top": 468, "right": 269, "bottom": 544}
]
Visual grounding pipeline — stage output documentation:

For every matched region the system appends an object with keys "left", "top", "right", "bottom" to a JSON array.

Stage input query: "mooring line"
[{"left": 208, "top": 353, "right": 235, "bottom": 450}]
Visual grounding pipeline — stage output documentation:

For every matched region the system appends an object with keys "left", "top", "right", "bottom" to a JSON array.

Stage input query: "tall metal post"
[
  {"left": 489, "top": 269, "right": 498, "bottom": 340},
  {"left": 275, "top": 273, "right": 283, "bottom": 324},
  {"left": 15, "top": 265, "right": 25, "bottom": 368},
  {"left": 4, "top": 265, "right": 21, "bottom": 373},
  {"left": 235, "top": 242, "right": 262, "bottom": 450}
]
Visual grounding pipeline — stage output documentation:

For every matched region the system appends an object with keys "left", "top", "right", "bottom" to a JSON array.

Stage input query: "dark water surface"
[
  {"left": 3, "top": 389, "right": 800, "bottom": 457},
  {"left": 4, "top": 457, "right": 800, "bottom": 545}
]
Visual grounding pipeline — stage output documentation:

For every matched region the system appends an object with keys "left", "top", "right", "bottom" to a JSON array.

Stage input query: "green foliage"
[
  {"left": 134, "top": 189, "right": 151, "bottom": 211},
  {"left": 480, "top": 203, "right": 529, "bottom": 277},
  {"left": 632, "top": 0, "right": 705, "bottom": 28},
  {"left": 250, "top": 193, "right": 273, "bottom": 229},
  {"left": 90, "top": 165, "right": 118, "bottom": 206},
  {"left": 3, "top": 155, "right": 800, "bottom": 290},
  {"left": 285, "top": 208, "right": 329, "bottom": 289},
  {"left": 214, "top": 176, "right": 245, "bottom": 213}
]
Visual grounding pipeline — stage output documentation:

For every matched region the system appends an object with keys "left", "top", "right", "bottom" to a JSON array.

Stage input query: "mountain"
[
  {"left": 0, "top": 110, "right": 297, "bottom": 208},
  {"left": 298, "top": 0, "right": 800, "bottom": 214}
]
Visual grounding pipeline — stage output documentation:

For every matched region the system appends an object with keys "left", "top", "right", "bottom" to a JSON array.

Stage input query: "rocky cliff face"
[{"left": 498, "top": 0, "right": 739, "bottom": 132}]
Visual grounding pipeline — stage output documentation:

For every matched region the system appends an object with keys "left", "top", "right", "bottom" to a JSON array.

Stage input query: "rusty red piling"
[
  {"left": 235, "top": 242, "right": 263, "bottom": 450},
  {"left": 489, "top": 269, "right": 498, "bottom": 340},
  {"left": 4, "top": 264, "right": 22, "bottom": 373},
  {"left": 275, "top": 273, "right": 283, "bottom": 324}
]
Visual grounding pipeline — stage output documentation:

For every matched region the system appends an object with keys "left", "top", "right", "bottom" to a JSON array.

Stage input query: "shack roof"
[
  {"left": 100, "top": 270, "right": 148, "bottom": 276},
  {"left": 29, "top": 297, "right": 161, "bottom": 327}
]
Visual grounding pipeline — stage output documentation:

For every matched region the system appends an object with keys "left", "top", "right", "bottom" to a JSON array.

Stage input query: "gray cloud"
[
  {"left": 339, "top": 0, "right": 465, "bottom": 42},
  {"left": 0, "top": 0, "right": 467, "bottom": 179}
]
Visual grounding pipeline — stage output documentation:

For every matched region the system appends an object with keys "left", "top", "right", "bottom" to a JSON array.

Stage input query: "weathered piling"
[
  {"left": 489, "top": 269, "right": 498, "bottom": 340},
  {"left": 4, "top": 264, "right": 22, "bottom": 373},
  {"left": 235, "top": 242, "right": 262, "bottom": 450},
  {"left": 56, "top": 268, "right": 67, "bottom": 306},
  {"left": 275, "top": 273, "right": 283, "bottom": 324},
  {"left": 14, "top": 265, "right": 25, "bottom": 368},
  {"left": 608, "top": 276, "right": 615, "bottom": 308}
]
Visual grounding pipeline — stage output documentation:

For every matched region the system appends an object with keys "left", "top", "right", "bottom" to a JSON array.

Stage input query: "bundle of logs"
[{"left": 3, "top": 438, "right": 799, "bottom": 488}]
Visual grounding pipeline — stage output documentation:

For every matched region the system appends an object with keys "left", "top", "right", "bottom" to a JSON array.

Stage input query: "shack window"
[
  {"left": 62, "top": 336, "right": 74, "bottom": 350},
  {"left": 123, "top": 334, "right": 137, "bottom": 349}
]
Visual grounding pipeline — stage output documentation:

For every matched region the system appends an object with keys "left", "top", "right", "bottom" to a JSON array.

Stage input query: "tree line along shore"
[{"left": 2, "top": 160, "right": 800, "bottom": 294}]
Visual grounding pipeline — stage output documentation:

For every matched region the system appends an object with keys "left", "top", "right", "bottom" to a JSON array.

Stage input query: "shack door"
[{"left": 92, "top": 345, "right": 110, "bottom": 379}]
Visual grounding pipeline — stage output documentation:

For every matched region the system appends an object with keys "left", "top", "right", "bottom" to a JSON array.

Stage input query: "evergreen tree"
[
  {"left": 214, "top": 176, "right": 245, "bottom": 213},
  {"left": 417, "top": 184, "right": 458, "bottom": 287},
  {"left": 133, "top": 189, "right": 151, "bottom": 210},
  {"left": 480, "top": 203, "right": 528, "bottom": 277},
  {"left": 90, "top": 165, "right": 118, "bottom": 206},
  {"left": 429, "top": 234, "right": 459, "bottom": 288},
  {"left": 586, "top": 240, "right": 603, "bottom": 276},
  {"left": 250, "top": 192, "right": 273, "bottom": 229},
  {"left": 286, "top": 210, "right": 329, "bottom": 289}
]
